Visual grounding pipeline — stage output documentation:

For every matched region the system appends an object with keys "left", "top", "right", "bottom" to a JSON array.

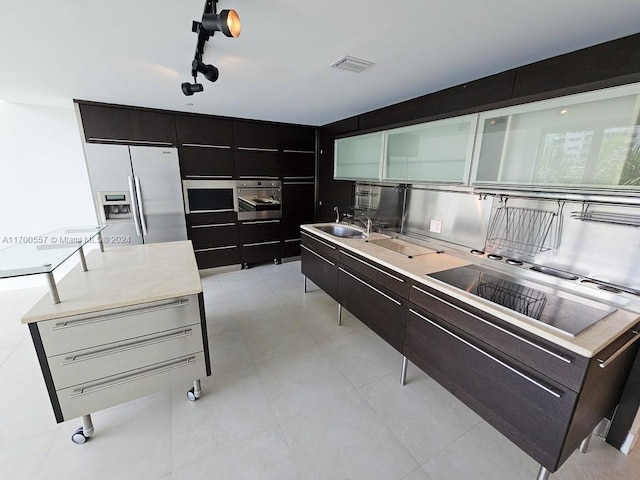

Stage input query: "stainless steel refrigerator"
[{"left": 84, "top": 144, "right": 187, "bottom": 247}]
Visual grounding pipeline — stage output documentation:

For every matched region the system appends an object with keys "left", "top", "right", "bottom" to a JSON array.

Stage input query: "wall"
[{"left": 0, "top": 102, "right": 97, "bottom": 291}]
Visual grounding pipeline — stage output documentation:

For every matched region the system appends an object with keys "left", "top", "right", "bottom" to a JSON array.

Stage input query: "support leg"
[
  {"left": 401, "top": 356, "right": 408, "bottom": 386},
  {"left": 303, "top": 276, "right": 308, "bottom": 293},
  {"left": 188, "top": 379, "right": 202, "bottom": 401},
  {"left": 579, "top": 434, "right": 592, "bottom": 454},
  {"left": 78, "top": 246, "right": 88, "bottom": 272},
  {"left": 337, "top": 303, "right": 342, "bottom": 326},
  {"left": 44, "top": 268, "right": 60, "bottom": 304},
  {"left": 97, "top": 231, "right": 105, "bottom": 252},
  {"left": 536, "top": 466, "right": 550, "bottom": 480}
]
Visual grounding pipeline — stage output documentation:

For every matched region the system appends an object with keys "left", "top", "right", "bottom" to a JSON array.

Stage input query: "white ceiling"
[{"left": 1, "top": 1, "right": 639, "bottom": 126}]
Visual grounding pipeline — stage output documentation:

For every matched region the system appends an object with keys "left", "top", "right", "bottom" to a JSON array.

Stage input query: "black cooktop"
[{"left": 427, "top": 265, "right": 616, "bottom": 337}]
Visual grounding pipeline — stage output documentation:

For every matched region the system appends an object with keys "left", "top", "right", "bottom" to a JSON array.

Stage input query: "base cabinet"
[
  {"left": 187, "top": 212, "right": 240, "bottom": 269},
  {"left": 301, "top": 244, "right": 338, "bottom": 300}
]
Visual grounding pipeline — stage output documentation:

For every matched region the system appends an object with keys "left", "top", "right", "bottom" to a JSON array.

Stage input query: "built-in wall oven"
[
  {"left": 182, "top": 180, "right": 239, "bottom": 214},
  {"left": 237, "top": 179, "right": 282, "bottom": 220}
]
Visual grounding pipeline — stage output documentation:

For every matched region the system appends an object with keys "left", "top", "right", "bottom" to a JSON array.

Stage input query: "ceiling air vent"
[{"left": 330, "top": 55, "right": 375, "bottom": 73}]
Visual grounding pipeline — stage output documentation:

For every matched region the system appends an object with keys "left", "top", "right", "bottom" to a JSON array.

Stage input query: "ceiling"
[{"left": 1, "top": 1, "right": 639, "bottom": 126}]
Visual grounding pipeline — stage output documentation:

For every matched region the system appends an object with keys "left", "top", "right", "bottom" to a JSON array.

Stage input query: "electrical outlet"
[{"left": 430, "top": 219, "right": 442, "bottom": 234}]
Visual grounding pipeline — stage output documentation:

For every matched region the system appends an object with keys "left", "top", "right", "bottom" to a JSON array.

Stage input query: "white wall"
[{"left": 0, "top": 102, "right": 97, "bottom": 291}]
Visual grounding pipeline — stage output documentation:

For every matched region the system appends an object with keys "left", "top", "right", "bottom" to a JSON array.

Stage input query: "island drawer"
[
  {"left": 48, "top": 325, "right": 204, "bottom": 390},
  {"left": 339, "top": 248, "right": 410, "bottom": 299},
  {"left": 409, "top": 281, "right": 589, "bottom": 392},
  {"left": 301, "top": 231, "right": 339, "bottom": 261},
  {"left": 38, "top": 295, "right": 201, "bottom": 357},
  {"left": 56, "top": 352, "right": 207, "bottom": 420}
]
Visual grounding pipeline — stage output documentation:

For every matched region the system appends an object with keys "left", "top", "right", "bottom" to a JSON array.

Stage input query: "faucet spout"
[{"left": 333, "top": 206, "right": 340, "bottom": 223}]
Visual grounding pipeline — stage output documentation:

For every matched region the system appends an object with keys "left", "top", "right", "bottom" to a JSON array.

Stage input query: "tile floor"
[{"left": 1, "top": 260, "right": 639, "bottom": 480}]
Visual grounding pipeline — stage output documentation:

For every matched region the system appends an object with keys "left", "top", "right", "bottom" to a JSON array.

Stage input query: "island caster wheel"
[
  {"left": 187, "top": 380, "right": 202, "bottom": 401},
  {"left": 71, "top": 427, "right": 88, "bottom": 444}
]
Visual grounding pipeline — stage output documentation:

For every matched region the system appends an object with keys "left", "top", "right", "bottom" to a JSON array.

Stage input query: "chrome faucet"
[
  {"left": 344, "top": 213, "right": 372, "bottom": 235},
  {"left": 333, "top": 206, "right": 340, "bottom": 223}
]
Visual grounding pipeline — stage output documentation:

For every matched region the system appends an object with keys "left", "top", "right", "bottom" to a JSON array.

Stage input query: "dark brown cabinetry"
[
  {"left": 78, "top": 103, "right": 177, "bottom": 145},
  {"left": 186, "top": 212, "right": 240, "bottom": 269},
  {"left": 300, "top": 231, "right": 339, "bottom": 301},
  {"left": 239, "top": 219, "right": 282, "bottom": 266},
  {"left": 233, "top": 122, "right": 281, "bottom": 151},
  {"left": 282, "top": 180, "right": 315, "bottom": 256},
  {"left": 235, "top": 151, "right": 280, "bottom": 179}
]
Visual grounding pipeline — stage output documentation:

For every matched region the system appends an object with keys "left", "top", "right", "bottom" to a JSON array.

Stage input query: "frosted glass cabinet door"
[
  {"left": 471, "top": 83, "right": 640, "bottom": 189},
  {"left": 384, "top": 114, "right": 478, "bottom": 183},
  {"left": 334, "top": 132, "right": 384, "bottom": 180}
]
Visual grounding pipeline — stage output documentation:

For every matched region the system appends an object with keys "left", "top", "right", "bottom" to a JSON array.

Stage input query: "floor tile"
[
  {"left": 208, "top": 331, "right": 255, "bottom": 375},
  {"left": 280, "top": 389, "right": 418, "bottom": 480},
  {"left": 402, "top": 467, "right": 434, "bottom": 480},
  {"left": 0, "top": 429, "right": 56, "bottom": 480}
]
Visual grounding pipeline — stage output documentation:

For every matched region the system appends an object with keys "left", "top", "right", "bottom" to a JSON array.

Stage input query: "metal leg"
[
  {"left": 82, "top": 414, "right": 94, "bottom": 438},
  {"left": 97, "top": 231, "right": 105, "bottom": 252},
  {"left": 303, "top": 276, "right": 308, "bottom": 293},
  {"left": 401, "top": 356, "right": 408, "bottom": 385},
  {"left": 188, "top": 379, "right": 202, "bottom": 401},
  {"left": 337, "top": 303, "right": 342, "bottom": 326},
  {"left": 536, "top": 466, "right": 551, "bottom": 480},
  {"left": 78, "top": 246, "right": 88, "bottom": 272},
  {"left": 579, "top": 434, "right": 592, "bottom": 454},
  {"left": 44, "top": 268, "right": 60, "bottom": 304}
]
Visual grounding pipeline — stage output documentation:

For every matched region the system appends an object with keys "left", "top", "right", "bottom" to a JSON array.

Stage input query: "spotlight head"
[
  {"left": 201, "top": 9, "right": 241, "bottom": 37},
  {"left": 192, "top": 59, "right": 219, "bottom": 82},
  {"left": 181, "top": 82, "right": 204, "bottom": 96}
]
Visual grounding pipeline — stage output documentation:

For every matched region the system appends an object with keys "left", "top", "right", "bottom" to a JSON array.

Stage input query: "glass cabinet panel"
[
  {"left": 384, "top": 114, "right": 478, "bottom": 183},
  {"left": 471, "top": 83, "right": 640, "bottom": 189},
  {"left": 334, "top": 132, "right": 384, "bottom": 180}
]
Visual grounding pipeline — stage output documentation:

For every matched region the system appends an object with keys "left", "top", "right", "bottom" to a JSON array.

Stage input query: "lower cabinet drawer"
[
  {"left": 240, "top": 241, "right": 281, "bottom": 264},
  {"left": 195, "top": 245, "right": 241, "bottom": 268},
  {"left": 405, "top": 307, "right": 576, "bottom": 470},
  {"left": 39, "top": 295, "right": 201, "bottom": 357},
  {"left": 282, "top": 238, "right": 301, "bottom": 258},
  {"left": 57, "top": 352, "right": 207, "bottom": 420},
  {"left": 48, "top": 325, "right": 204, "bottom": 390},
  {"left": 301, "top": 244, "right": 338, "bottom": 300}
]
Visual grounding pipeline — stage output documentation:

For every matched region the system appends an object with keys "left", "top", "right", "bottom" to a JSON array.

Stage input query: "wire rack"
[
  {"left": 477, "top": 280, "right": 547, "bottom": 320},
  {"left": 485, "top": 204, "right": 560, "bottom": 256}
]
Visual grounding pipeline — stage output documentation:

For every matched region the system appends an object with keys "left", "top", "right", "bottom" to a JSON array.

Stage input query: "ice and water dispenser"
[{"left": 97, "top": 192, "right": 133, "bottom": 223}]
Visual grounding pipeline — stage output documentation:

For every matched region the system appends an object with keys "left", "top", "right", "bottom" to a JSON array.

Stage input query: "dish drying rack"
[
  {"left": 477, "top": 279, "right": 547, "bottom": 320},
  {"left": 485, "top": 198, "right": 564, "bottom": 256}
]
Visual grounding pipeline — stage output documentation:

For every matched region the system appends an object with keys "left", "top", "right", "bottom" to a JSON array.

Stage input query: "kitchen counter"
[
  {"left": 301, "top": 223, "right": 639, "bottom": 357},
  {"left": 22, "top": 240, "right": 202, "bottom": 324}
]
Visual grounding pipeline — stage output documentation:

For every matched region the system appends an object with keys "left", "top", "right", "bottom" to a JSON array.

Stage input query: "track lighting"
[
  {"left": 181, "top": 82, "right": 204, "bottom": 96},
  {"left": 181, "top": 0, "right": 241, "bottom": 96}
]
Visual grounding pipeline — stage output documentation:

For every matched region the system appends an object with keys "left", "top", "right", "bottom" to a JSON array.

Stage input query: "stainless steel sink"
[{"left": 314, "top": 225, "right": 367, "bottom": 238}]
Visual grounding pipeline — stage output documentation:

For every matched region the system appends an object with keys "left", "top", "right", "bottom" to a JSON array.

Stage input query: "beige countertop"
[
  {"left": 22, "top": 241, "right": 202, "bottom": 324},
  {"left": 302, "top": 224, "right": 640, "bottom": 358}
]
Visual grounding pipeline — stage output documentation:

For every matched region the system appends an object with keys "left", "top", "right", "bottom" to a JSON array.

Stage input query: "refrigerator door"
[
  {"left": 84, "top": 143, "right": 143, "bottom": 246},
  {"left": 129, "top": 146, "right": 187, "bottom": 244}
]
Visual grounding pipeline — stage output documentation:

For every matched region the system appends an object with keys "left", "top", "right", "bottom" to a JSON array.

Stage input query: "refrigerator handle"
[
  {"left": 128, "top": 176, "right": 142, "bottom": 237},
  {"left": 134, "top": 176, "right": 149, "bottom": 237}
]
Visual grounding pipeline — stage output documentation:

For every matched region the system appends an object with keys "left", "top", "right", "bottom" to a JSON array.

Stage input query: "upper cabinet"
[
  {"left": 334, "top": 132, "right": 384, "bottom": 180},
  {"left": 384, "top": 114, "right": 477, "bottom": 183},
  {"left": 233, "top": 122, "right": 281, "bottom": 151},
  {"left": 471, "top": 83, "right": 640, "bottom": 190},
  {"left": 78, "top": 103, "right": 177, "bottom": 146},
  {"left": 175, "top": 115, "right": 233, "bottom": 147}
]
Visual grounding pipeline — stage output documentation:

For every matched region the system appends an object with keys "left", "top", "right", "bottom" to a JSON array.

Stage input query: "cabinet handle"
[
  {"left": 411, "top": 285, "right": 573, "bottom": 364},
  {"left": 301, "top": 245, "right": 335, "bottom": 266},
  {"left": 597, "top": 330, "right": 640, "bottom": 368},
  {"left": 283, "top": 149, "right": 314, "bottom": 154},
  {"left": 339, "top": 267, "right": 401, "bottom": 306},
  {"left": 128, "top": 176, "right": 142, "bottom": 237},
  {"left": 181, "top": 143, "right": 231, "bottom": 149},
  {"left": 283, "top": 176, "right": 314, "bottom": 180},
  {"left": 243, "top": 240, "right": 280, "bottom": 247},
  {"left": 340, "top": 250, "right": 405, "bottom": 284},
  {"left": 69, "top": 356, "right": 197, "bottom": 398},
  {"left": 88, "top": 138, "right": 172, "bottom": 146},
  {"left": 190, "top": 223, "right": 236, "bottom": 228},
  {"left": 284, "top": 238, "right": 301, "bottom": 243},
  {"left": 238, "top": 176, "right": 280, "bottom": 180},
  {"left": 53, "top": 299, "right": 190, "bottom": 330},
  {"left": 237, "top": 146, "right": 279, "bottom": 152},
  {"left": 302, "top": 232, "right": 336, "bottom": 250},
  {"left": 284, "top": 181, "right": 315, "bottom": 185},
  {"left": 194, "top": 245, "right": 237, "bottom": 252},
  {"left": 184, "top": 175, "right": 233, "bottom": 179},
  {"left": 241, "top": 219, "right": 280, "bottom": 225},
  {"left": 62, "top": 329, "right": 194, "bottom": 365},
  {"left": 134, "top": 176, "right": 148, "bottom": 236},
  {"left": 409, "top": 308, "right": 563, "bottom": 399}
]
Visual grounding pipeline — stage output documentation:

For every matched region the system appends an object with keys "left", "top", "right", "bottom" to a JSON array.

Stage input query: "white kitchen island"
[{"left": 21, "top": 240, "right": 211, "bottom": 444}]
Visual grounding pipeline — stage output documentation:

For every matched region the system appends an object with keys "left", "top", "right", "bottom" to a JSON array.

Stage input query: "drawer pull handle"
[
  {"left": 302, "top": 232, "right": 336, "bottom": 250},
  {"left": 181, "top": 143, "right": 231, "bottom": 149},
  {"left": 184, "top": 175, "right": 233, "bottom": 179},
  {"left": 62, "top": 329, "right": 194, "bottom": 365},
  {"left": 53, "top": 299, "right": 190, "bottom": 330},
  {"left": 237, "top": 147, "right": 279, "bottom": 153},
  {"left": 409, "top": 309, "right": 562, "bottom": 399},
  {"left": 241, "top": 220, "right": 281, "bottom": 225},
  {"left": 301, "top": 245, "right": 335, "bottom": 266},
  {"left": 69, "top": 356, "right": 197, "bottom": 398},
  {"left": 597, "top": 330, "right": 640, "bottom": 368},
  {"left": 283, "top": 150, "right": 314, "bottom": 154},
  {"left": 284, "top": 238, "right": 301, "bottom": 243},
  {"left": 88, "top": 138, "right": 172, "bottom": 146},
  {"left": 339, "top": 267, "right": 401, "bottom": 306},
  {"left": 411, "top": 285, "right": 572, "bottom": 364},
  {"left": 340, "top": 250, "right": 405, "bottom": 284},
  {"left": 243, "top": 240, "right": 280, "bottom": 247},
  {"left": 191, "top": 223, "right": 236, "bottom": 228}
]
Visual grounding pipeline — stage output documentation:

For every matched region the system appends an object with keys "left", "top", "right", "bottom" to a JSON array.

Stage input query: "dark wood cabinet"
[
  {"left": 239, "top": 219, "right": 282, "bottom": 265},
  {"left": 178, "top": 147, "right": 235, "bottom": 179},
  {"left": 175, "top": 115, "right": 233, "bottom": 146},
  {"left": 281, "top": 152, "right": 315, "bottom": 179},
  {"left": 186, "top": 212, "right": 240, "bottom": 269},
  {"left": 235, "top": 151, "right": 280, "bottom": 179},
  {"left": 281, "top": 181, "right": 315, "bottom": 257},
  {"left": 233, "top": 122, "right": 281, "bottom": 151},
  {"left": 78, "top": 103, "right": 177, "bottom": 145},
  {"left": 301, "top": 241, "right": 338, "bottom": 301},
  {"left": 317, "top": 136, "right": 354, "bottom": 222},
  {"left": 339, "top": 249, "right": 410, "bottom": 299},
  {"left": 338, "top": 266, "right": 406, "bottom": 352},
  {"left": 280, "top": 125, "right": 316, "bottom": 152}
]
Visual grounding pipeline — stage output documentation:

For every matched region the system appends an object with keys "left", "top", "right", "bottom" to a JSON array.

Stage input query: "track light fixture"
[{"left": 181, "top": 0, "right": 241, "bottom": 96}]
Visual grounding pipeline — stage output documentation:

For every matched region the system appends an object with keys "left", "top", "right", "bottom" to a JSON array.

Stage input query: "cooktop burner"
[
  {"left": 488, "top": 254, "right": 503, "bottom": 260},
  {"left": 506, "top": 258, "right": 524, "bottom": 266},
  {"left": 427, "top": 265, "right": 616, "bottom": 337},
  {"left": 470, "top": 249, "right": 485, "bottom": 255}
]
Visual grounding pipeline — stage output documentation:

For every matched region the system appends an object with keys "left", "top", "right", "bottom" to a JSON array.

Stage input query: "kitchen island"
[
  {"left": 22, "top": 240, "right": 211, "bottom": 443},
  {"left": 301, "top": 223, "right": 640, "bottom": 480}
]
